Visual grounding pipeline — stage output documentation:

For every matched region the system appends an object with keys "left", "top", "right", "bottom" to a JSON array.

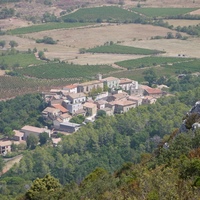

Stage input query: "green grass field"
[
  {"left": 15, "top": 63, "right": 118, "bottom": 79},
  {"left": 115, "top": 56, "right": 193, "bottom": 69},
  {"left": 9, "top": 22, "right": 93, "bottom": 35},
  {"left": 62, "top": 6, "right": 140, "bottom": 22},
  {"left": 132, "top": 8, "right": 197, "bottom": 17},
  {"left": 0, "top": 53, "right": 44, "bottom": 68},
  {"left": 86, "top": 44, "right": 165, "bottom": 55}
]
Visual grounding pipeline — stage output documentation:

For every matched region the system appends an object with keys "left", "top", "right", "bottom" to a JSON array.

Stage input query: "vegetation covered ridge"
[{"left": 9, "top": 88, "right": 200, "bottom": 199}]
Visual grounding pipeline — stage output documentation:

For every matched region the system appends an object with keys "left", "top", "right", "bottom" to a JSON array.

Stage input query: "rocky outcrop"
[{"left": 180, "top": 101, "right": 200, "bottom": 133}]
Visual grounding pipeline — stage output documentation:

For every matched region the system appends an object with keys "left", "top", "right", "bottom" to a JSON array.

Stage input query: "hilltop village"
[{"left": 0, "top": 74, "right": 166, "bottom": 155}]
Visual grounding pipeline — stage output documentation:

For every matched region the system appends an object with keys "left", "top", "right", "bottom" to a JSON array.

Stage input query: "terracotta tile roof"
[
  {"left": 42, "top": 107, "right": 61, "bottom": 113},
  {"left": 140, "top": 85, "right": 162, "bottom": 94},
  {"left": 63, "top": 84, "right": 77, "bottom": 89},
  {"left": 96, "top": 100, "right": 107, "bottom": 105},
  {"left": 128, "top": 95, "right": 143, "bottom": 101},
  {"left": 67, "top": 92, "right": 86, "bottom": 99},
  {"left": 0, "top": 140, "right": 12, "bottom": 146},
  {"left": 113, "top": 92, "right": 128, "bottom": 99},
  {"left": 101, "top": 76, "right": 119, "bottom": 82},
  {"left": 21, "top": 125, "right": 48, "bottom": 134},
  {"left": 52, "top": 138, "right": 61, "bottom": 144},
  {"left": 14, "top": 130, "right": 24, "bottom": 137},
  {"left": 119, "top": 78, "right": 133, "bottom": 84},
  {"left": 51, "top": 104, "right": 68, "bottom": 113},
  {"left": 60, "top": 113, "right": 71, "bottom": 119},
  {"left": 83, "top": 102, "right": 97, "bottom": 108},
  {"left": 113, "top": 100, "right": 136, "bottom": 106},
  {"left": 74, "top": 109, "right": 86, "bottom": 115},
  {"left": 143, "top": 96, "right": 156, "bottom": 100},
  {"left": 78, "top": 80, "right": 102, "bottom": 86}
]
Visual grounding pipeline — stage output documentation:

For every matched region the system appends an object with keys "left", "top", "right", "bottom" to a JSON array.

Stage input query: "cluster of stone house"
[
  {"left": 42, "top": 75, "right": 164, "bottom": 134},
  {"left": 0, "top": 125, "right": 51, "bottom": 155},
  {"left": 0, "top": 75, "right": 164, "bottom": 155}
]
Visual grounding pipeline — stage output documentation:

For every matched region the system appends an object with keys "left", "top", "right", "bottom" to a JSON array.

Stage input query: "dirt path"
[
  {"left": 111, "top": 63, "right": 127, "bottom": 70},
  {"left": 1, "top": 154, "right": 23, "bottom": 175}
]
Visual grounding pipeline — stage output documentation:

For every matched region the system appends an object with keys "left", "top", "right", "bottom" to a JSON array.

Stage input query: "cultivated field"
[
  {"left": 115, "top": 56, "right": 192, "bottom": 69},
  {"left": 132, "top": 7, "right": 197, "bottom": 17},
  {"left": 9, "top": 22, "right": 94, "bottom": 35},
  {"left": 15, "top": 63, "right": 118, "bottom": 79},
  {"left": 86, "top": 44, "right": 165, "bottom": 55},
  {"left": 0, "top": 53, "right": 44, "bottom": 68},
  {"left": 0, "top": 76, "right": 74, "bottom": 99},
  {"left": 62, "top": 6, "right": 139, "bottom": 22}
]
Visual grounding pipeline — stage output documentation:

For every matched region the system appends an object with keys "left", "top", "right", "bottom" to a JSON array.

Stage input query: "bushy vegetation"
[
  {"left": 62, "top": 6, "right": 140, "bottom": 23},
  {"left": 0, "top": 93, "right": 47, "bottom": 133},
  {"left": 36, "top": 36, "right": 57, "bottom": 45},
  {"left": 132, "top": 7, "right": 197, "bottom": 17},
  {"left": 86, "top": 44, "right": 165, "bottom": 55},
  {"left": 9, "top": 22, "right": 93, "bottom": 35},
  {"left": 0, "top": 7, "right": 15, "bottom": 19},
  {"left": 15, "top": 63, "right": 117, "bottom": 79}
]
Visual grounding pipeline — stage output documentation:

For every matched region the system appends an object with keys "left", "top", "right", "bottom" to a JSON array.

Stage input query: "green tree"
[
  {"left": 0, "top": 40, "right": 5, "bottom": 48},
  {"left": 0, "top": 156, "right": 4, "bottom": 172},
  {"left": 9, "top": 40, "right": 18, "bottom": 48},
  {"left": 97, "top": 110, "right": 106, "bottom": 117},
  {"left": 143, "top": 68, "right": 157, "bottom": 87},
  {"left": 27, "top": 134, "right": 39, "bottom": 149},
  {"left": 25, "top": 174, "right": 61, "bottom": 200},
  {"left": 3, "top": 127, "right": 14, "bottom": 139},
  {"left": 70, "top": 115, "right": 85, "bottom": 124},
  {"left": 38, "top": 51, "right": 45, "bottom": 60},
  {"left": 39, "top": 132, "right": 49, "bottom": 145}
]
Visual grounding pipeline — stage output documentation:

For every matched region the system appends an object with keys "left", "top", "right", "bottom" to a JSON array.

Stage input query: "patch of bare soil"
[
  {"left": 63, "top": 53, "right": 147, "bottom": 65},
  {"left": 27, "top": 24, "right": 180, "bottom": 49},
  {"left": 189, "top": 8, "right": 200, "bottom": 15},
  {"left": 1, "top": 154, "right": 23, "bottom": 175},
  {"left": 122, "top": 38, "right": 200, "bottom": 58},
  {"left": 0, "top": 18, "right": 33, "bottom": 31},
  {"left": 0, "top": 70, "right": 5, "bottom": 76},
  {"left": 164, "top": 19, "right": 200, "bottom": 27}
]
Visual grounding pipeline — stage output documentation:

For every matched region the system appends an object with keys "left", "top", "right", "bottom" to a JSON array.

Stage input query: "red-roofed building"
[
  {"left": 83, "top": 102, "right": 97, "bottom": 116},
  {"left": 51, "top": 104, "right": 68, "bottom": 114},
  {"left": 114, "top": 100, "right": 136, "bottom": 113},
  {"left": 142, "top": 96, "right": 157, "bottom": 104},
  {"left": 140, "top": 85, "right": 163, "bottom": 97},
  {"left": 63, "top": 84, "right": 77, "bottom": 93}
]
